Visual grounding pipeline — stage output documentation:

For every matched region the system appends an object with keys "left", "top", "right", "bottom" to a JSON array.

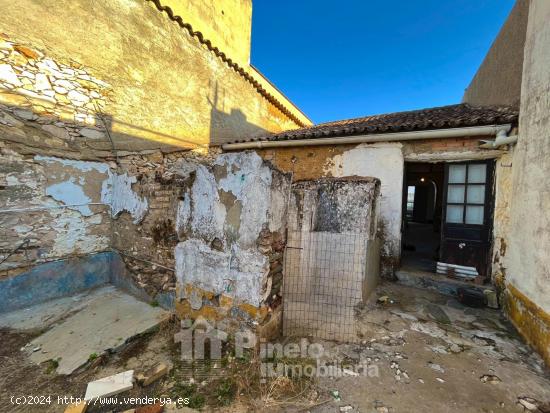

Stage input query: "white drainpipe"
[
  {"left": 479, "top": 128, "right": 518, "bottom": 149},
  {"left": 222, "top": 124, "right": 512, "bottom": 151}
]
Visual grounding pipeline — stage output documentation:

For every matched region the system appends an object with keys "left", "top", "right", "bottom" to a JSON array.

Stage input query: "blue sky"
[{"left": 251, "top": 0, "right": 515, "bottom": 124}]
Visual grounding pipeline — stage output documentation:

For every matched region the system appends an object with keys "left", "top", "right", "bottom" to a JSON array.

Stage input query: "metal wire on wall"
[{"left": 283, "top": 230, "right": 367, "bottom": 343}]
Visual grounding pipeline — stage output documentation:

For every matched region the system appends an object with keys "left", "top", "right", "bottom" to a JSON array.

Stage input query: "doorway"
[
  {"left": 401, "top": 160, "right": 495, "bottom": 280},
  {"left": 401, "top": 162, "right": 445, "bottom": 272}
]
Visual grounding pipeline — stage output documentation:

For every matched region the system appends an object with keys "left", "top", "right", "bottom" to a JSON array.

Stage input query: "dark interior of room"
[{"left": 401, "top": 162, "right": 445, "bottom": 272}]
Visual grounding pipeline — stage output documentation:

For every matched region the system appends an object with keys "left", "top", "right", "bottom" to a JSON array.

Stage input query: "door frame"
[
  {"left": 440, "top": 159, "right": 496, "bottom": 278},
  {"left": 400, "top": 161, "right": 445, "bottom": 272}
]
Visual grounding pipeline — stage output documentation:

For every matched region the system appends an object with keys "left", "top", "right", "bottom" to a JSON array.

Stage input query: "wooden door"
[{"left": 441, "top": 161, "right": 494, "bottom": 278}]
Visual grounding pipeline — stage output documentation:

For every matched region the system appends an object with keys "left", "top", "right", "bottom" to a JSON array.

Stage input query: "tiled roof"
[{"left": 229, "top": 103, "right": 518, "bottom": 143}]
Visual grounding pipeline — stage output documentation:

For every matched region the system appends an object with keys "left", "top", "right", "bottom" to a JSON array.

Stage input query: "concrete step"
[{"left": 396, "top": 268, "right": 495, "bottom": 298}]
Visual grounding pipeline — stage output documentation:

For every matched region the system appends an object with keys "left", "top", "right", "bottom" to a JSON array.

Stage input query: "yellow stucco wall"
[
  {"left": 0, "top": 0, "right": 305, "bottom": 153},
  {"left": 161, "top": 0, "right": 252, "bottom": 68}
]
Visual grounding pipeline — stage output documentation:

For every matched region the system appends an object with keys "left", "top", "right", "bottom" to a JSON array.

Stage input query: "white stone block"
[{"left": 84, "top": 370, "right": 134, "bottom": 401}]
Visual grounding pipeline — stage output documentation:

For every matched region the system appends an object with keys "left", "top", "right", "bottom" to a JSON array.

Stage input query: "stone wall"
[
  {"left": 0, "top": 0, "right": 306, "bottom": 152},
  {"left": 0, "top": 36, "right": 112, "bottom": 158}
]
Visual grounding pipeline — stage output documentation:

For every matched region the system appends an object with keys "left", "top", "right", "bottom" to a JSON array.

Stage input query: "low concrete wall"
[
  {"left": 283, "top": 178, "right": 381, "bottom": 342},
  {"left": 0, "top": 251, "right": 173, "bottom": 314},
  {"left": 0, "top": 252, "right": 111, "bottom": 313}
]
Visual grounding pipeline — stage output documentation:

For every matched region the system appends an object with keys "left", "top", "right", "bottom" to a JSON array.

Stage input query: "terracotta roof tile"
[{"left": 229, "top": 103, "right": 518, "bottom": 143}]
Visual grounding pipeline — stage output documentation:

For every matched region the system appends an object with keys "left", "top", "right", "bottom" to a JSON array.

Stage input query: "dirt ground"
[
  {"left": 307, "top": 283, "right": 550, "bottom": 413},
  {"left": 1, "top": 282, "right": 549, "bottom": 412}
]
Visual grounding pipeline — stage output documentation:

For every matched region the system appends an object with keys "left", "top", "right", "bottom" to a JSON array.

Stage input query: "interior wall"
[{"left": 405, "top": 163, "right": 445, "bottom": 224}]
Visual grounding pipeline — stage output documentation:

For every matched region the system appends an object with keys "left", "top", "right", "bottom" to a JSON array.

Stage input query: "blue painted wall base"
[{"left": 0, "top": 251, "right": 175, "bottom": 313}]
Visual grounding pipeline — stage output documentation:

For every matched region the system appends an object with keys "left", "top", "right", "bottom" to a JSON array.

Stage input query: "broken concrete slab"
[
  {"left": 84, "top": 370, "right": 134, "bottom": 401},
  {"left": 309, "top": 282, "right": 550, "bottom": 413},
  {"left": 0, "top": 287, "right": 113, "bottom": 330},
  {"left": 22, "top": 286, "right": 169, "bottom": 374}
]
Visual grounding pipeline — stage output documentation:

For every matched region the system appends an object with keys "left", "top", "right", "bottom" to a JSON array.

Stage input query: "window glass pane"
[
  {"left": 449, "top": 165, "right": 466, "bottom": 183},
  {"left": 467, "top": 185, "right": 485, "bottom": 204},
  {"left": 447, "top": 205, "right": 464, "bottom": 223},
  {"left": 407, "top": 186, "right": 415, "bottom": 203},
  {"left": 465, "top": 205, "right": 484, "bottom": 224},
  {"left": 447, "top": 185, "right": 465, "bottom": 203},
  {"left": 468, "top": 164, "right": 486, "bottom": 183}
]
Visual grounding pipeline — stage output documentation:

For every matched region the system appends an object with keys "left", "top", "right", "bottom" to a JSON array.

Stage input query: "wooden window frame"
[{"left": 443, "top": 161, "right": 493, "bottom": 227}]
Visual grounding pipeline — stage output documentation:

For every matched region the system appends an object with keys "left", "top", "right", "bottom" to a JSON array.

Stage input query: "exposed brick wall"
[
  {"left": 404, "top": 137, "right": 481, "bottom": 153},
  {"left": 110, "top": 149, "right": 220, "bottom": 300}
]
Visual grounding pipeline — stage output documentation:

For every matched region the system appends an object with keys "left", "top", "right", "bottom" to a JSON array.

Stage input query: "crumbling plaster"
[
  {"left": 0, "top": 0, "right": 304, "bottom": 318},
  {"left": 102, "top": 172, "right": 149, "bottom": 224},
  {"left": 175, "top": 151, "right": 290, "bottom": 309},
  {"left": 491, "top": 151, "right": 514, "bottom": 283},
  {"left": 0, "top": 151, "right": 111, "bottom": 271},
  {"left": 1, "top": 151, "right": 152, "bottom": 272},
  {"left": 257, "top": 137, "right": 512, "bottom": 278},
  {"left": 325, "top": 143, "right": 403, "bottom": 261}
]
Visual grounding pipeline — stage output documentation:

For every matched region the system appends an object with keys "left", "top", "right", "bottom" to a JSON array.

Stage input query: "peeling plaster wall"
[
  {"left": 174, "top": 152, "right": 290, "bottom": 314},
  {"left": 102, "top": 172, "right": 149, "bottom": 224},
  {"left": 0, "top": 146, "right": 157, "bottom": 281},
  {"left": 0, "top": 150, "right": 112, "bottom": 273},
  {"left": 0, "top": 0, "right": 307, "bottom": 315}
]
